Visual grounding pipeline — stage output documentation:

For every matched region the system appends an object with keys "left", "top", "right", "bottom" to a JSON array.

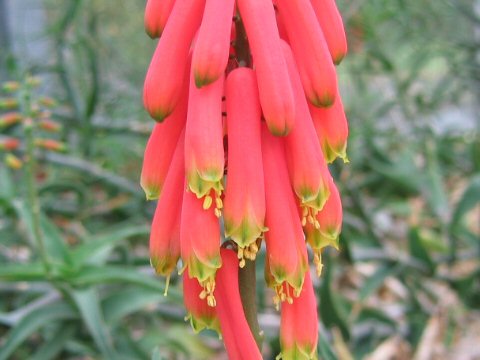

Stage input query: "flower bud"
[
  {"left": 143, "top": 0, "right": 205, "bottom": 121},
  {"left": 144, "top": 0, "right": 176, "bottom": 38},
  {"left": 0, "top": 138, "right": 20, "bottom": 151},
  {"left": 192, "top": 0, "right": 235, "bottom": 87},
  {"left": 5, "top": 154, "right": 22, "bottom": 169},
  {"left": 0, "top": 98, "right": 19, "bottom": 110},
  {"left": 311, "top": 0, "right": 348, "bottom": 65},
  {"left": 34, "top": 139, "right": 67, "bottom": 152},
  {"left": 0, "top": 112, "right": 22, "bottom": 128},
  {"left": 237, "top": 0, "right": 296, "bottom": 136},
  {"left": 2, "top": 81, "right": 20, "bottom": 93},
  {"left": 276, "top": 0, "right": 337, "bottom": 107},
  {"left": 38, "top": 119, "right": 61, "bottom": 133}
]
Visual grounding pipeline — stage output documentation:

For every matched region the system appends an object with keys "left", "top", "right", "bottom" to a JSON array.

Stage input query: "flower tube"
[
  {"left": 224, "top": 68, "right": 266, "bottom": 266},
  {"left": 237, "top": 0, "right": 295, "bottom": 136},
  {"left": 143, "top": 0, "right": 205, "bottom": 121}
]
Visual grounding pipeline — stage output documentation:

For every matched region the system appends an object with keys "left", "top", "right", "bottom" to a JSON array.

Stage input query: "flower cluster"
[
  {"left": 141, "top": 0, "right": 348, "bottom": 358},
  {"left": 0, "top": 79, "right": 64, "bottom": 170}
]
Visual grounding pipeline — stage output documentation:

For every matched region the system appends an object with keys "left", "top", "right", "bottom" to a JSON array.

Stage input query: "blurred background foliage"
[{"left": 0, "top": 0, "right": 479, "bottom": 359}]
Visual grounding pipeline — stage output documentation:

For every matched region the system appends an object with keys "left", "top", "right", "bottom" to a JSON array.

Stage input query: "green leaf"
[
  {"left": 0, "top": 262, "right": 45, "bottom": 281},
  {"left": 318, "top": 332, "right": 337, "bottom": 360},
  {"left": 359, "top": 264, "right": 401, "bottom": 301},
  {"left": 0, "top": 166, "right": 16, "bottom": 199},
  {"left": 319, "top": 256, "right": 350, "bottom": 340},
  {"left": 424, "top": 140, "right": 449, "bottom": 219},
  {"left": 68, "top": 265, "right": 176, "bottom": 298},
  {"left": 12, "top": 200, "right": 71, "bottom": 265},
  {"left": 151, "top": 347, "right": 164, "bottom": 360},
  {"left": 72, "top": 224, "right": 149, "bottom": 267},
  {"left": 450, "top": 175, "right": 480, "bottom": 229},
  {"left": 408, "top": 227, "right": 435, "bottom": 274},
  {"left": 69, "top": 287, "right": 117, "bottom": 360},
  {"left": 0, "top": 302, "right": 76, "bottom": 360},
  {"left": 29, "top": 324, "right": 76, "bottom": 360},
  {"left": 102, "top": 287, "right": 164, "bottom": 324}
]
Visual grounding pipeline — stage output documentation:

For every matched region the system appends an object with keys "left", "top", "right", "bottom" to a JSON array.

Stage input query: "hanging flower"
[
  {"left": 223, "top": 68, "right": 266, "bottom": 266},
  {"left": 309, "top": 90, "right": 349, "bottom": 163},
  {"left": 262, "top": 125, "right": 308, "bottom": 304},
  {"left": 282, "top": 42, "right": 332, "bottom": 223},
  {"left": 183, "top": 273, "right": 220, "bottom": 333},
  {"left": 306, "top": 176, "right": 343, "bottom": 276},
  {"left": 184, "top": 72, "right": 225, "bottom": 215},
  {"left": 140, "top": 0, "right": 350, "bottom": 357},
  {"left": 149, "top": 131, "right": 185, "bottom": 278},
  {"left": 180, "top": 185, "right": 222, "bottom": 307},
  {"left": 279, "top": 271, "right": 318, "bottom": 360}
]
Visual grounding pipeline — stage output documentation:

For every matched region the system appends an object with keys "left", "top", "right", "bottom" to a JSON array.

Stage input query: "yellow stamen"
[{"left": 163, "top": 275, "right": 170, "bottom": 297}]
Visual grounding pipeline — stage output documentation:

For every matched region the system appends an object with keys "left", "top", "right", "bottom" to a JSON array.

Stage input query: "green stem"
[
  {"left": 22, "top": 88, "right": 52, "bottom": 276},
  {"left": 232, "top": 13, "right": 261, "bottom": 350},
  {"left": 239, "top": 259, "right": 262, "bottom": 350}
]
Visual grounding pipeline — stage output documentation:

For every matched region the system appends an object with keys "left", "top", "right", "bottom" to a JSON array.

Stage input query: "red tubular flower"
[
  {"left": 237, "top": 0, "right": 295, "bottom": 136},
  {"left": 38, "top": 119, "right": 61, "bottom": 132},
  {"left": 180, "top": 186, "right": 221, "bottom": 307},
  {"left": 143, "top": 0, "right": 205, "bottom": 121},
  {"left": 282, "top": 42, "right": 332, "bottom": 222},
  {"left": 311, "top": 0, "right": 348, "bottom": 65},
  {"left": 309, "top": 91, "right": 349, "bottom": 163},
  {"left": 215, "top": 249, "right": 262, "bottom": 360},
  {"left": 34, "top": 139, "right": 66, "bottom": 152},
  {"left": 279, "top": 271, "right": 318, "bottom": 360},
  {"left": 0, "top": 112, "right": 22, "bottom": 128},
  {"left": 262, "top": 125, "right": 308, "bottom": 303},
  {"left": 223, "top": 68, "right": 266, "bottom": 266},
  {"left": 144, "top": 0, "right": 176, "bottom": 39},
  {"left": 183, "top": 273, "right": 220, "bottom": 333},
  {"left": 0, "top": 138, "right": 20, "bottom": 151},
  {"left": 149, "top": 131, "right": 185, "bottom": 277},
  {"left": 140, "top": 81, "right": 188, "bottom": 200},
  {"left": 306, "top": 177, "right": 342, "bottom": 276},
  {"left": 276, "top": 0, "right": 337, "bottom": 107},
  {"left": 184, "top": 71, "right": 225, "bottom": 215},
  {"left": 192, "top": 0, "right": 235, "bottom": 87}
]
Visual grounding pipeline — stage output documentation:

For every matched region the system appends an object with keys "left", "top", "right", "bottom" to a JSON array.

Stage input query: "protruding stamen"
[
  {"left": 200, "top": 277, "right": 217, "bottom": 307},
  {"left": 313, "top": 250, "right": 323, "bottom": 276},
  {"left": 203, "top": 195, "right": 213, "bottom": 209},
  {"left": 164, "top": 275, "right": 171, "bottom": 297}
]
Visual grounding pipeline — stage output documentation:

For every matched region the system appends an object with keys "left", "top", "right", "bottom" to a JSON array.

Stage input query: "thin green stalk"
[
  {"left": 232, "top": 14, "right": 261, "bottom": 350},
  {"left": 22, "top": 89, "right": 52, "bottom": 276},
  {"left": 239, "top": 259, "right": 262, "bottom": 350}
]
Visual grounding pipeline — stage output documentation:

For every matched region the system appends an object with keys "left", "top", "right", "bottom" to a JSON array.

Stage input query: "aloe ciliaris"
[{"left": 141, "top": 0, "right": 349, "bottom": 358}]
